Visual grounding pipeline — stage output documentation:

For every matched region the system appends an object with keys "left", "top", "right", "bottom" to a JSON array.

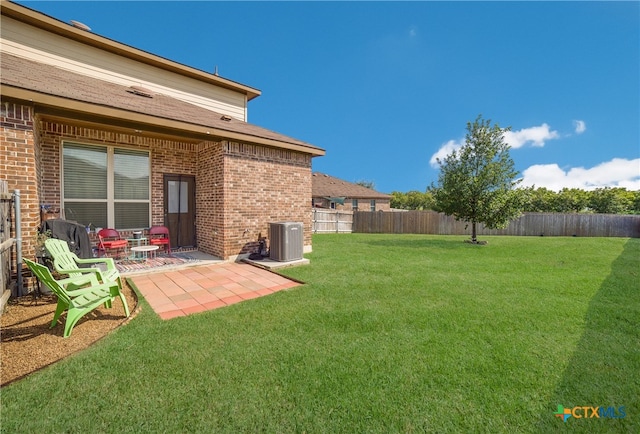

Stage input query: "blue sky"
[{"left": 18, "top": 1, "right": 640, "bottom": 193}]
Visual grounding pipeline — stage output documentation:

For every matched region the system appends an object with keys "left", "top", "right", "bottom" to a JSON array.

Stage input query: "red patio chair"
[
  {"left": 97, "top": 228, "right": 128, "bottom": 258},
  {"left": 149, "top": 225, "right": 171, "bottom": 255}
]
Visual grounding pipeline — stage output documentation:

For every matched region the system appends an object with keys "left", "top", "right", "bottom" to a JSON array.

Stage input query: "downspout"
[
  {"left": 14, "top": 189, "right": 23, "bottom": 297},
  {"left": 177, "top": 175, "right": 182, "bottom": 248}
]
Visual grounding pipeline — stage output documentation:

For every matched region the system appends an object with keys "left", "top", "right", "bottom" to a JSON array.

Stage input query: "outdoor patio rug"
[
  {"left": 127, "top": 262, "right": 302, "bottom": 320},
  {"left": 115, "top": 252, "right": 200, "bottom": 274}
]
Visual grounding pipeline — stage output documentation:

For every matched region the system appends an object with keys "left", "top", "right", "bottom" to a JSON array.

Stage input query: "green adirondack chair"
[
  {"left": 45, "top": 238, "right": 123, "bottom": 289},
  {"left": 23, "top": 258, "right": 130, "bottom": 338}
]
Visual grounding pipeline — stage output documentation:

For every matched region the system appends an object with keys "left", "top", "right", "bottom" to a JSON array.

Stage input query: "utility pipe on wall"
[{"left": 14, "top": 190, "right": 23, "bottom": 297}]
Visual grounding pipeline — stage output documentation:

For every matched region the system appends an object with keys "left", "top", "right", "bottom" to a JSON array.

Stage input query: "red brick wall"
[
  {"left": 197, "top": 140, "right": 314, "bottom": 259},
  {"left": 354, "top": 199, "right": 391, "bottom": 212},
  {"left": 3, "top": 113, "right": 314, "bottom": 261},
  {"left": 219, "top": 141, "right": 312, "bottom": 259},
  {"left": 38, "top": 120, "right": 199, "bottom": 222},
  {"left": 197, "top": 141, "right": 225, "bottom": 257},
  {"left": 37, "top": 119, "right": 200, "bottom": 241},
  {"left": 149, "top": 140, "right": 198, "bottom": 227},
  {"left": 0, "top": 101, "right": 39, "bottom": 258}
]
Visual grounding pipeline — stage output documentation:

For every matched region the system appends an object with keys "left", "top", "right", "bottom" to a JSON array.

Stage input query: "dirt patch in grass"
[{"left": 1, "top": 283, "right": 138, "bottom": 387}]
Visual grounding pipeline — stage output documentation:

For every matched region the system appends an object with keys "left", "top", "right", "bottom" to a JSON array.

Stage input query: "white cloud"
[
  {"left": 429, "top": 122, "right": 561, "bottom": 168},
  {"left": 429, "top": 139, "right": 463, "bottom": 168},
  {"left": 503, "top": 123, "right": 560, "bottom": 149},
  {"left": 573, "top": 120, "right": 586, "bottom": 134},
  {"left": 519, "top": 158, "right": 640, "bottom": 191}
]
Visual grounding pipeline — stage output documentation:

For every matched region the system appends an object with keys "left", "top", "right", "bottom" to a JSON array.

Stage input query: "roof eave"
[{"left": 1, "top": 85, "right": 325, "bottom": 156}]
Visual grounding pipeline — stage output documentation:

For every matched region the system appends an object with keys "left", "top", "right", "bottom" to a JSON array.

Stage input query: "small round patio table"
[{"left": 130, "top": 245, "right": 159, "bottom": 261}]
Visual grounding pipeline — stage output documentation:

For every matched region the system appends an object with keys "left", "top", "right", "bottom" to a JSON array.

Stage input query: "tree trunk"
[{"left": 471, "top": 221, "right": 477, "bottom": 243}]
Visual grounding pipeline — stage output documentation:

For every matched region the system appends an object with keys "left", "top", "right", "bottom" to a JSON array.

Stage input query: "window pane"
[
  {"left": 168, "top": 181, "right": 188, "bottom": 213},
  {"left": 114, "top": 149, "right": 149, "bottom": 200},
  {"left": 115, "top": 202, "right": 149, "bottom": 229},
  {"left": 63, "top": 144, "right": 107, "bottom": 199},
  {"left": 64, "top": 202, "right": 107, "bottom": 228}
]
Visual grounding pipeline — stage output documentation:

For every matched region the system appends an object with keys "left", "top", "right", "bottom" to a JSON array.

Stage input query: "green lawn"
[{"left": 1, "top": 235, "right": 638, "bottom": 433}]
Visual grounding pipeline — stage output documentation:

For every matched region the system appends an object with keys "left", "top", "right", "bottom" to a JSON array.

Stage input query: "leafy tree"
[
  {"left": 391, "top": 190, "right": 435, "bottom": 210},
  {"left": 630, "top": 190, "right": 640, "bottom": 214},
  {"left": 390, "top": 191, "right": 405, "bottom": 209},
  {"left": 556, "top": 188, "right": 590, "bottom": 213},
  {"left": 614, "top": 188, "right": 639, "bottom": 214},
  {"left": 431, "top": 115, "right": 524, "bottom": 243},
  {"left": 355, "top": 180, "right": 376, "bottom": 190},
  {"left": 527, "top": 187, "right": 556, "bottom": 212},
  {"left": 407, "top": 190, "right": 435, "bottom": 210},
  {"left": 589, "top": 187, "right": 631, "bottom": 214},
  {"left": 521, "top": 187, "right": 639, "bottom": 214}
]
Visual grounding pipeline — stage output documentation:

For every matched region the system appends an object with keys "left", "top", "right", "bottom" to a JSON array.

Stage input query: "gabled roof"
[
  {"left": 312, "top": 172, "right": 391, "bottom": 200},
  {"left": 1, "top": 0, "right": 261, "bottom": 100},
  {"left": 1, "top": 53, "right": 325, "bottom": 156}
]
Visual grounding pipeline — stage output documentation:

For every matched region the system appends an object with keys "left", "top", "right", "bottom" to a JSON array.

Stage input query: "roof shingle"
[{"left": 0, "top": 53, "right": 323, "bottom": 153}]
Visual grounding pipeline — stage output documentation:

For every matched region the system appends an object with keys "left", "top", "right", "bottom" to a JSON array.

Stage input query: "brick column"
[{"left": 0, "top": 101, "right": 39, "bottom": 273}]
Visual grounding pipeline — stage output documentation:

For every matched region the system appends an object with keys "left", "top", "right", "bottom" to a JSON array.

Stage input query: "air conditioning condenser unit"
[{"left": 269, "top": 222, "right": 303, "bottom": 262}]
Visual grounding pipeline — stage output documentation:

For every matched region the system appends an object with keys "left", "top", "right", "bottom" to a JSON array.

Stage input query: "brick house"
[
  {"left": 312, "top": 173, "right": 391, "bottom": 211},
  {"left": 0, "top": 1, "right": 324, "bottom": 262}
]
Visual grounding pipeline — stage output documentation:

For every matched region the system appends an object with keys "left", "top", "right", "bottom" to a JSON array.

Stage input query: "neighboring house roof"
[
  {"left": 312, "top": 173, "right": 391, "bottom": 200},
  {"left": 0, "top": 53, "right": 325, "bottom": 156}
]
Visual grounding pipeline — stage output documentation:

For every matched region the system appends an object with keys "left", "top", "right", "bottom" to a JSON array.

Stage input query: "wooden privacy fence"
[
  {"left": 353, "top": 210, "right": 640, "bottom": 238},
  {"left": 312, "top": 209, "right": 353, "bottom": 233}
]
